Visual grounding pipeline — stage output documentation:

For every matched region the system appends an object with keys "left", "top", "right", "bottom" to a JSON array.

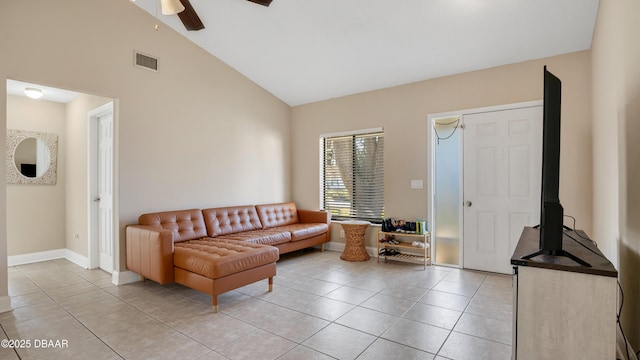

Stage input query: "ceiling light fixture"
[
  {"left": 160, "top": 0, "right": 185, "bottom": 15},
  {"left": 24, "top": 88, "right": 44, "bottom": 99}
]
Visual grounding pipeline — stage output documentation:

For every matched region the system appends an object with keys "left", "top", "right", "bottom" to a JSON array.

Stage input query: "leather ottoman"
[{"left": 173, "top": 239, "right": 279, "bottom": 312}]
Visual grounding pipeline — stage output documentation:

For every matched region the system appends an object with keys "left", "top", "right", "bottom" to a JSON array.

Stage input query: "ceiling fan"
[{"left": 161, "top": 0, "right": 274, "bottom": 31}]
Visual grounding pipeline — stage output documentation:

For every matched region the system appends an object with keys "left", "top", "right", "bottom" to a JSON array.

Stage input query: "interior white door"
[
  {"left": 97, "top": 113, "right": 114, "bottom": 273},
  {"left": 462, "top": 106, "right": 542, "bottom": 274}
]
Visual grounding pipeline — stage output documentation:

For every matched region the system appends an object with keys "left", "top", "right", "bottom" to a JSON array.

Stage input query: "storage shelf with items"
[{"left": 377, "top": 230, "right": 431, "bottom": 269}]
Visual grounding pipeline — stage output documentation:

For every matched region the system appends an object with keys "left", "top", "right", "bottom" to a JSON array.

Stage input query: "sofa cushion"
[
  {"left": 213, "top": 229, "right": 291, "bottom": 246},
  {"left": 276, "top": 223, "right": 329, "bottom": 242},
  {"left": 138, "top": 209, "right": 207, "bottom": 242},
  {"left": 203, "top": 206, "right": 263, "bottom": 237},
  {"left": 256, "top": 202, "right": 299, "bottom": 229},
  {"left": 173, "top": 239, "right": 279, "bottom": 279}
]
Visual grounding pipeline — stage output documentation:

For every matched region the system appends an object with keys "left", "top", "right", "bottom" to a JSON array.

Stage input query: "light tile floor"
[{"left": 0, "top": 249, "right": 513, "bottom": 360}]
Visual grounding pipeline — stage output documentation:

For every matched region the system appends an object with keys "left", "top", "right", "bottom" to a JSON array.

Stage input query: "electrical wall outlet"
[{"left": 74, "top": 234, "right": 79, "bottom": 243}]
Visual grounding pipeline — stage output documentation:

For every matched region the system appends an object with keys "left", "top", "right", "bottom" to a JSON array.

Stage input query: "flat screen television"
[
  {"left": 521, "top": 66, "right": 590, "bottom": 266},
  {"left": 539, "top": 66, "right": 563, "bottom": 254}
]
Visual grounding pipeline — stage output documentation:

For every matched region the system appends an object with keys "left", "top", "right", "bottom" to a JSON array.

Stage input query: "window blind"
[{"left": 322, "top": 131, "right": 384, "bottom": 221}]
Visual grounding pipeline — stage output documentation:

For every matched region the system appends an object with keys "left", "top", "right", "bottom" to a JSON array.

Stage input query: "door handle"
[
  {"left": 93, "top": 197, "right": 101, "bottom": 202},
  {"left": 464, "top": 201, "right": 472, "bottom": 207}
]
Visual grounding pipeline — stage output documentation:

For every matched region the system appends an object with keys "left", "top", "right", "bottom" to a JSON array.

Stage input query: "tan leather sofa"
[{"left": 125, "top": 202, "right": 330, "bottom": 311}]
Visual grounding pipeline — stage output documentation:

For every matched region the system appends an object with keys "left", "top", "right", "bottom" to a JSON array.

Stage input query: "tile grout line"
[
  {"left": 0, "top": 323, "right": 22, "bottom": 359},
  {"left": 6, "top": 254, "right": 514, "bottom": 360},
  {"left": 10, "top": 262, "right": 126, "bottom": 359}
]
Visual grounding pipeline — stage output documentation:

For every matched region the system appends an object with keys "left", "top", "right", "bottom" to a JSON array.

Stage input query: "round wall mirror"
[
  {"left": 14, "top": 137, "right": 51, "bottom": 178},
  {"left": 6, "top": 129, "right": 58, "bottom": 185}
]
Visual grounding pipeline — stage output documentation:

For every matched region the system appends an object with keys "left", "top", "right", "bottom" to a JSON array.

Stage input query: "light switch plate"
[{"left": 411, "top": 180, "right": 424, "bottom": 189}]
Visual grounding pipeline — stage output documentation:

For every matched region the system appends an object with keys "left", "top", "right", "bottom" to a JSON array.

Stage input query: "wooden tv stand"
[{"left": 510, "top": 226, "right": 618, "bottom": 360}]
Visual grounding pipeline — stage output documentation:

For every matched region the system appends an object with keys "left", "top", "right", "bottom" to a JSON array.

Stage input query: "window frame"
[{"left": 319, "top": 127, "right": 384, "bottom": 222}]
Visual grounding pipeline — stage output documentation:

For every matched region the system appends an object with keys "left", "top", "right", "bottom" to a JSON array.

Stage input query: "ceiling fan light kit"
[{"left": 160, "top": 0, "right": 185, "bottom": 15}]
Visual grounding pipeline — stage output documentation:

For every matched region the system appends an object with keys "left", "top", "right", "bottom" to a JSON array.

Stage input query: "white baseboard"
[
  {"left": 0, "top": 296, "right": 12, "bottom": 313},
  {"left": 7, "top": 249, "right": 91, "bottom": 268},
  {"left": 7, "top": 249, "right": 67, "bottom": 266},
  {"left": 112, "top": 270, "right": 142, "bottom": 285},
  {"left": 6, "top": 250, "right": 143, "bottom": 286},
  {"left": 64, "top": 249, "right": 90, "bottom": 269},
  {"left": 323, "top": 241, "right": 345, "bottom": 253},
  {"left": 324, "top": 242, "right": 379, "bottom": 257}
]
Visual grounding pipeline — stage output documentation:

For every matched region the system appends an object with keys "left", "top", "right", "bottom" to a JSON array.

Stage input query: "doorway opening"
[{"left": 6, "top": 80, "right": 115, "bottom": 273}]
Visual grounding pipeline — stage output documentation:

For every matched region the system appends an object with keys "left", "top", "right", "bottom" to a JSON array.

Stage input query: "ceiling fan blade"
[
  {"left": 177, "top": 0, "right": 205, "bottom": 31},
  {"left": 247, "top": 0, "right": 273, "bottom": 7}
]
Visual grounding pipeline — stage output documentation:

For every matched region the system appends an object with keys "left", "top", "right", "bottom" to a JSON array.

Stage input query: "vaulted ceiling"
[{"left": 132, "top": 0, "right": 600, "bottom": 106}]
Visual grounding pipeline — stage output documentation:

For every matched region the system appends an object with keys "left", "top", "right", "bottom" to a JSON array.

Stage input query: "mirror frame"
[{"left": 6, "top": 129, "right": 58, "bottom": 185}]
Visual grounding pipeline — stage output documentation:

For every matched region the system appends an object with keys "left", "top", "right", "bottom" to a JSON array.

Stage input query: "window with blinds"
[{"left": 321, "top": 130, "right": 384, "bottom": 221}]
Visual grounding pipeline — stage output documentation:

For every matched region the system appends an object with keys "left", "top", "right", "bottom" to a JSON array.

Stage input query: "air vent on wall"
[{"left": 134, "top": 51, "right": 159, "bottom": 72}]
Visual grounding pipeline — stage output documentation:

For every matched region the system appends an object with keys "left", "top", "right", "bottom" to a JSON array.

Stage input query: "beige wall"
[
  {"left": 0, "top": 0, "right": 291, "bottom": 281},
  {"left": 292, "top": 51, "right": 592, "bottom": 248},
  {"left": 592, "top": 0, "right": 640, "bottom": 350},
  {"left": 6, "top": 95, "right": 66, "bottom": 255},
  {"left": 65, "top": 94, "right": 113, "bottom": 257}
]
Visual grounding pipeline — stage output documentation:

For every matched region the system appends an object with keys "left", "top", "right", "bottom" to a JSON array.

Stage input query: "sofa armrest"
[
  {"left": 126, "top": 225, "right": 175, "bottom": 284},
  {"left": 297, "top": 209, "right": 331, "bottom": 225}
]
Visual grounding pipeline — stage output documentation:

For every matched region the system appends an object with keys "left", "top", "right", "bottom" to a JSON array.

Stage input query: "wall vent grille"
[{"left": 134, "top": 51, "right": 159, "bottom": 72}]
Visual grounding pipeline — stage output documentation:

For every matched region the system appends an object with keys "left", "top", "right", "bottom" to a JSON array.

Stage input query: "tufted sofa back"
[
  {"left": 256, "top": 202, "right": 299, "bottom": 229},
  {"left": 203, "top": 206, "right": 263, "bottom": 237},
  {"left": 138, "top": 209, "right": 207, "bottom": 242}
]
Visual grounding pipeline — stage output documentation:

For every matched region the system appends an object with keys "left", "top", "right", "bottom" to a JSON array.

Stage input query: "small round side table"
[{"left": 340, "top": 220, "right": 371, "bottom": 261}]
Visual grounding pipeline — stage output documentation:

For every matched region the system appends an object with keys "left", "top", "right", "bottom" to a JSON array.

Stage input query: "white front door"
[
  {"left": 97, "top": 112, "right": 114, "bottom": 273},
  {"left": 462, "top": 106, "right": 542, "bottom": 274}
]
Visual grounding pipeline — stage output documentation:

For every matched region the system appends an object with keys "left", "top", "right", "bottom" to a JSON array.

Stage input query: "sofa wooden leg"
[
  {"left": 268, "top": 277, "right": 273, "bottom": 292},
  {"left": 321, "top": 243, "right": 325, "bottom": 252},
  {"left": 212, "top": 296, "right": 219, "bottom": 313}
]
